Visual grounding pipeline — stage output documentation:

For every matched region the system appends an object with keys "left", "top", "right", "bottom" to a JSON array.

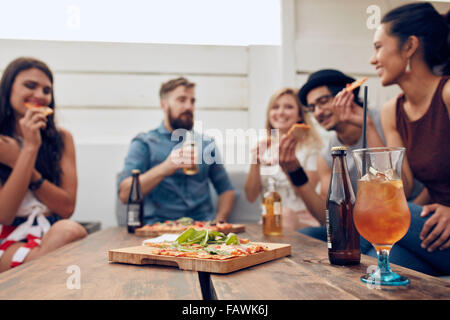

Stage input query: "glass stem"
[{"left": 376, "top": 248, "right": 392, "bottom": 275}]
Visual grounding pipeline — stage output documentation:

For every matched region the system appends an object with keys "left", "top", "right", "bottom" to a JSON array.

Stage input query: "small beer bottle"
[
  {"left": 326, "top": 146, "right": 360, "bottom": 265},
  {"left": 262, "top": 177, "right": 282, "bottom": 236},
  {"left": 127, "top": 169, "right": 144, "bottom": 233},
  {"left": 183, "top": 130, "right": 198, "bottom": 175}
]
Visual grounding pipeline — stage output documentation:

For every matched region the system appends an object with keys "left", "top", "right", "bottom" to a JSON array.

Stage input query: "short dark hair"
[
  {"left": 382, "top": 2, "right": 449, "bottom": 75},
  {"left": 159, "top": 77, "right": 195, "bottom": 99}
]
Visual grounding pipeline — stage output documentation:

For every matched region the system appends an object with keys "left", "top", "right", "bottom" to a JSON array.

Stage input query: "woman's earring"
[{"left": 405, "top": 59, "right": 411, "bottom": 73}]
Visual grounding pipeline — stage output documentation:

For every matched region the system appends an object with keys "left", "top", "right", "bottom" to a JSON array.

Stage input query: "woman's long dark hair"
[
  {"left": 382, "top": 2, "right": 450, "bottom": 75},
  {"left": 0, "top": 57, "right": 64, "bottom": 186}
]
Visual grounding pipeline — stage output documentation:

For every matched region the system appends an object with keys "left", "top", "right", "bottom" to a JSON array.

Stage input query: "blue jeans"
[{"left": 299, "top": 203, "right": 450, "bottom": 276}]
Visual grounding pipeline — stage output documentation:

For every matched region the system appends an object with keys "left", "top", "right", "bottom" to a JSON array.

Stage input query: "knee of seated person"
[{"left": 52, "top": 220, "right": 88, "bottom": 242}]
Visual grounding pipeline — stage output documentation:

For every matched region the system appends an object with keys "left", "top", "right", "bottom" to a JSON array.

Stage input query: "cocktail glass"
[{"left": 352, "top": 147, "right": 411, "bottom": 286}]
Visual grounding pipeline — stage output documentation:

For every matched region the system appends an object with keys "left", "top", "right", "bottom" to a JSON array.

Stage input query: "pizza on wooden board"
[
  {"left": 143, "top": 228, "right": 267, "bottom": 260},
  {"left": 138, "top": 217, "right": 234, "bottom": 234}
]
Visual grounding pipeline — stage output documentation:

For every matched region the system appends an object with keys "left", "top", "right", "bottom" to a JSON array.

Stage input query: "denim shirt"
[{"left": 118, "top": 122, "right": 234, "bottom": 224}]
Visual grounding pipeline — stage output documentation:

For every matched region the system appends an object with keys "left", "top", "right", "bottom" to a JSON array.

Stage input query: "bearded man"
[{"left": 118, "top": 77, "right": 235, "bottom": 224}]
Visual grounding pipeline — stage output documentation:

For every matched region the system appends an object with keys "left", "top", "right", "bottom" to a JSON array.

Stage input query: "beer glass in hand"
[{"left": 352, "top": 147, "right": 411, "bottom": 286}]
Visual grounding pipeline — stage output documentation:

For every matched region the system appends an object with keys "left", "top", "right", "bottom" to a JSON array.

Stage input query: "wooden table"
[
  {"left": 208, "top": 224, "right": 450, "bottom": 300},
  {"left": 0, "top": 225, "right": 448, "bottom": 300},
  {"left": 0, "top": 227, "right": 202, "bottom": 300}
]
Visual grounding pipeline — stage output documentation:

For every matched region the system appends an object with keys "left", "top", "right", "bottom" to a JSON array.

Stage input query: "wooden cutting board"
[
  {"left": 108, "top": 242, "right": 291, "bottom": 274},
  {"left": 134, "top": 224, "right": 246, "bottom": 237}
]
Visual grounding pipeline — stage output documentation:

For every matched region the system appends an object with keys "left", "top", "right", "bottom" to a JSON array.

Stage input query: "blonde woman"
[{"left": 244, "top": 88, "right": 322, "bottom": 231}]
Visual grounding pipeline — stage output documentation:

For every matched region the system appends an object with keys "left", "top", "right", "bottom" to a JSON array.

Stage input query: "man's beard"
[{"left": 168, "top": 106, "right": 194, "bottom": 131}]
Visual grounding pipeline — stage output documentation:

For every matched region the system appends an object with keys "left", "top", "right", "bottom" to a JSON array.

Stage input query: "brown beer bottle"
[
  {"left": 326, "top": 146, "right": 360, "bottom": 265},
  {"left": 127, "top": 169, "right": 144, "bottom": 233},
  {"left": 262, "top": 178, "right": 282, "bottom": 236}
]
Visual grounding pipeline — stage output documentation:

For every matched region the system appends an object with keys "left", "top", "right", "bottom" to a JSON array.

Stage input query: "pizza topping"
[
  {"left": 24, "top": 102, "right": 54, "bottom": 116},
  {"left": 176, "top": 217, "right": 194, "bottom": 226},
  {"left": 143, "top": 227, "right": 267, "bottom": 260}
]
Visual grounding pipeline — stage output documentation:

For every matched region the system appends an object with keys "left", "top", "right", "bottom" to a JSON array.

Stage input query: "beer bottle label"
[
  {"left": 261, "top": 204, "right": 267, "bottom": 216},
  {"left": 274, "top": 202, "right": 281, "bottom": 215},
  {"left": 325, "top": 209, "right": 332, "bottom": 249},
  {"left": 127, "top": 204, "right": 141, "bottom": 226}
]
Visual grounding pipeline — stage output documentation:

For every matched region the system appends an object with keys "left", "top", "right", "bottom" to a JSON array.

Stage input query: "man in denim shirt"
[{"left": 118, "top": 77, "right": 235, "bottom": 224}]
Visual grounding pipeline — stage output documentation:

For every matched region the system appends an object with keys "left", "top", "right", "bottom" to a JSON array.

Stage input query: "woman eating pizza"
[
  {"left": 244, "top": 88, "right": 323, "bottom": 231},
  {"left": 0, "top": 57, "right": 87, "bottom": 272}
]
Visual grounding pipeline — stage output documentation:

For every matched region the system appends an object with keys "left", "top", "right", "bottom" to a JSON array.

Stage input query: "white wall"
[{"left": 0, "top": 39, "right": 283, "bottom": 228}]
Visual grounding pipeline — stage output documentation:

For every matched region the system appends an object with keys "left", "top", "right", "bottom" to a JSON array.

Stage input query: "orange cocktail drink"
[
  {"left": 354, "top": 179, "right": 410, "bottom": 251},
  {"left": 352, "top": 146, "right": 411, "bottom": 286}
]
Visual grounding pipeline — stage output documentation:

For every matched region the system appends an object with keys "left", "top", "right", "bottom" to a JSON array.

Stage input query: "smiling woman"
[{"left": 0, "top": 57, "right": 87, "bottom": 272}]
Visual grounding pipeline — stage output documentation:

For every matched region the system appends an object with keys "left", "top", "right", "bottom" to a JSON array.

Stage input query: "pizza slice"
[
  {"left": 287, "top": 123, "right": 311, "bottom": 141},
  {"left": 142, "top": 228, "right": 267, "bottom": 260},
  {"left": 138, "top": 217, "right": 234, "bottom": 234},
  {"left": 345, "top": 77, "right": 368, "bottom": 92},
  {"left": 24, "top": 102, "right": 54, "bottom": 116}
]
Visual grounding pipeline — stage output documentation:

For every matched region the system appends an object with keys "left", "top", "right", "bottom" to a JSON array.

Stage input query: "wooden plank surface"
[
  {"left": 210, "top": 224, "right": 450, "bottom": 300},
  {"left": 109, "top": 242, "right": 291, "bottom": 274},
  {"left": 0, "top": 227, "right": 203, "bottom": 300}
]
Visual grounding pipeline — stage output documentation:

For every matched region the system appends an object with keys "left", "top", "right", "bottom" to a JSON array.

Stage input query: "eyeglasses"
[{"left": 305, "top": 95, "right": 333, "bottom": 113}]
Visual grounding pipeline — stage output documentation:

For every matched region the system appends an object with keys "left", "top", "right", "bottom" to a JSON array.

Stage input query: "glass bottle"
[
  {"left": 262, "top": 177, "right": 282, "bottom": 236},
  {"left": 127, "top": 169, "right": 144, "bottom": 233},
  {"left": 182, "top": 130, "right": 198, "bottom": 175},
  {"left": 326, "top": 146, "right": 360, "bottom": 265}
]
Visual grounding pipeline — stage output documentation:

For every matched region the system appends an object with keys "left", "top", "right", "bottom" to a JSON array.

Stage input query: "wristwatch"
[{"left": 29, "top": 177, "right": 45, "bottom": 191}]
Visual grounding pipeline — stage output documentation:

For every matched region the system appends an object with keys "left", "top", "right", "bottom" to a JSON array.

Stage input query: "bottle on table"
[
  {"left": 326, "top": 146, "right": 360, "bottom": 265},
  {"left": 262, "top": 177, "right": 282, "bottom": 236},
  {"left": 127, "top": 169, "right": 144, "bottom": 233},
  {"left": 183, "top": 130, "right": 198, "bottom": 175}
]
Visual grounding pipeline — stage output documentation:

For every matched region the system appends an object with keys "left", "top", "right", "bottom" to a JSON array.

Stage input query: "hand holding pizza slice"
[{"left": 286, "top": 123, "right": 310, "bottom": 142}]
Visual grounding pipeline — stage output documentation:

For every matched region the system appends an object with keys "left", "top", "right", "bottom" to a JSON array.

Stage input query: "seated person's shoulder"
[
  {"left": 57, "top": 127, "right": 75, "bottom": 145},
  {"left": 380, "top": 97, "right": 398, "bottom": 125},
  {"left": 381, "top": 96, "right": 397, "bottom": 113}
]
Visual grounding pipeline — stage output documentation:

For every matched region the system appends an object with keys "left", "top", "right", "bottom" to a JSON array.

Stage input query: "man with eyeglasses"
[
  {"left": 299, "top": 69, "right": 385, "bottom": 194},
  {"left": 276, "top": 69, "right": 385, "bottom": 230}
]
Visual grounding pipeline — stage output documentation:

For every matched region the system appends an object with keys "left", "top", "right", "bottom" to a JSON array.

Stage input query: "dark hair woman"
[
  {"left": 0, "top": 57, "right": 87, "bottom": 272},
  {"left": 370, "top": 2, "right": 450, "bottom": 275}
]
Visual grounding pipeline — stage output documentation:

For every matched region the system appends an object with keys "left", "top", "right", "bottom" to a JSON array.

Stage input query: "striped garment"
[{"left": 0, "top": 192, "right": 51, "bottom": 268}]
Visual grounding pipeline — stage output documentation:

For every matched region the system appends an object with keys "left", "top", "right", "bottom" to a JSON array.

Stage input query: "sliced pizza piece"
[
  {"left": 287, "top": 123, "right": 311, "bottom": 141},
  {"left": 345, "top": 77, "right": 368, "bottom": 92},
  {"left": 24, "top": 102, "right": 54, "bottom": 116}
]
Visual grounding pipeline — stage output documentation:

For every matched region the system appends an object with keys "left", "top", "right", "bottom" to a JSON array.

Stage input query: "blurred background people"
[
  {"left": 118, "top": 77, "right": 235, "bottom": 224},
  {"left": 245, "top": 88, "right": 322, "bottom": 231}
]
